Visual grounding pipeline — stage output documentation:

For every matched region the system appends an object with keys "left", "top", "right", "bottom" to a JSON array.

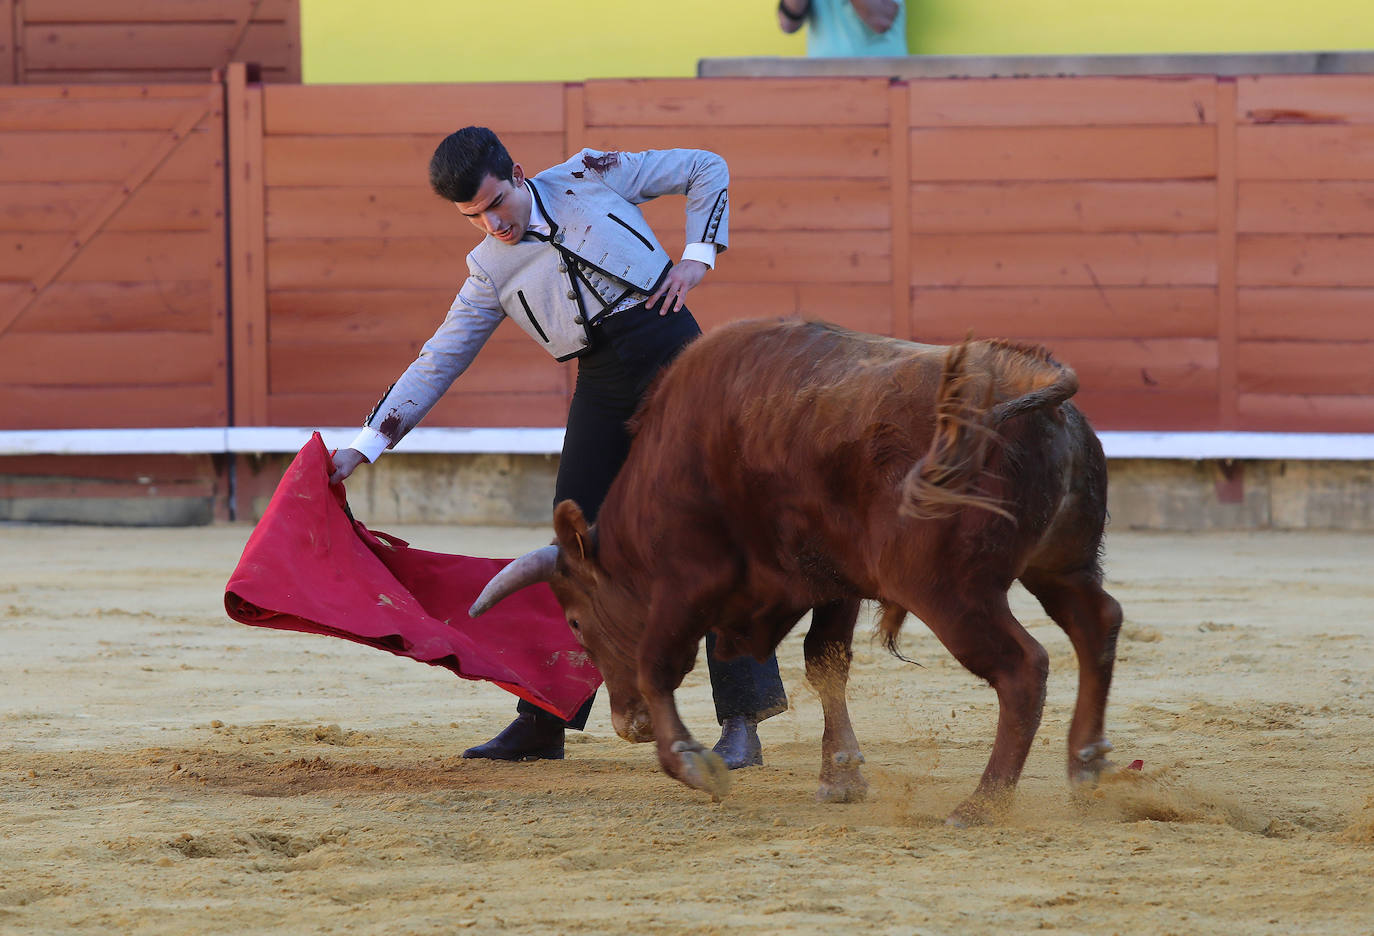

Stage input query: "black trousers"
[{"left": 516, "top": 303, "right": 788, "bottom": 729}]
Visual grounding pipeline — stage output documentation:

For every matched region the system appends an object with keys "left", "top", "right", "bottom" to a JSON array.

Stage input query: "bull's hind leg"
[
  {"left": 804, "top": 598, "right": 867, "bottom": 803},
  {"left": 907, "top": 591, "right": 1050, "bottom": 826},
  {"left": 1020, "top": 567, "right": 1124, "bottom": 786}
]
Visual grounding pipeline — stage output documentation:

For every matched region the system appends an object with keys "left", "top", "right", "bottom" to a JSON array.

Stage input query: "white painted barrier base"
[{"left": 2, "top": 428, "right": 1374, "bottom": 460}]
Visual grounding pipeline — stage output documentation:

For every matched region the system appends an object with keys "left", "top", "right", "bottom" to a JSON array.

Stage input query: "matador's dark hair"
[{"left": 429, "top": 126, "right": 514, "bottom": 203}]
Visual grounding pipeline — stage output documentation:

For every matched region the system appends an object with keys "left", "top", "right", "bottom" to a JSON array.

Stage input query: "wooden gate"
[
  {"left": 0, "top": 82, "right": 228, "bottom": 429},
  {"left": 0, "top": 0, "right": 300, "bottom": 85}
]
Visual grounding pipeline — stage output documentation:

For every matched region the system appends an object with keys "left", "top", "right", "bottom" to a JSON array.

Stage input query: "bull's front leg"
[
  {"left": 637, "top": 629, "right": 731, "bottom": 802},
  {"left": 805, "top": 599, "right": 868, "bottom": 803}
]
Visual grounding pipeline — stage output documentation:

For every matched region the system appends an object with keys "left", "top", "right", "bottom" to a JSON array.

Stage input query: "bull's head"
[{"left": 469, "top": 501, "right": 653, "bottom": 743}]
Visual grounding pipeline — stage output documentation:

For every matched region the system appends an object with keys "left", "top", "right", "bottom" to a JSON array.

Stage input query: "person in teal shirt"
[{"left": 777, "top": 0, "right": 908, "bottom": 57}]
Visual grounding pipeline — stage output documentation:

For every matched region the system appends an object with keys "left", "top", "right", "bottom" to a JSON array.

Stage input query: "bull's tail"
[{"left": 899, "top": 338, "right": 1078, "bottom": 522}]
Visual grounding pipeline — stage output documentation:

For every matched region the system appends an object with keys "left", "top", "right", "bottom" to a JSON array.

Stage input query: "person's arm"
[
  {"left": 329, "top": 261, "right": 504, "bottom": 485},
  {"left": 578, "top": 147, "right": 729, "bottom": 314},
  {"left": 777, "top": 0, "right": 810, "bottom": 33},
  {"left": 851, "top": 0, "right": 899, "bottom": 34},
  {"left": 578, "top": 148, "right": 729, "bottom": 253}
]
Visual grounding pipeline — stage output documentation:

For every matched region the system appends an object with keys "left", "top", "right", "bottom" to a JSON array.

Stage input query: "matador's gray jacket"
[{"left": 362, "top": 147, "right": 729, "bottom": 448}]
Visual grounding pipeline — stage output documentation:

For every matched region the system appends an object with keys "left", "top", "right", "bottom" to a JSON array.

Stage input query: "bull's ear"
[{"left": 553, "top": 500, "right": 596, "bottom": 568}]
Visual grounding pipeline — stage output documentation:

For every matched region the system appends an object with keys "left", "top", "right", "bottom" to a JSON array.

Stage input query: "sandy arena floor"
[{"left": 1, "top": 521, "right": 1372, "bottom": 935}]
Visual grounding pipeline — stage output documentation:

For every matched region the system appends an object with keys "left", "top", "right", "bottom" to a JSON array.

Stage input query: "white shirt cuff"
[
  {"left": 349, "top": 427, "right": 392, "bottom": 463},
  {"left": 682, "top": 242, "right": 717, "bottom": 269}
]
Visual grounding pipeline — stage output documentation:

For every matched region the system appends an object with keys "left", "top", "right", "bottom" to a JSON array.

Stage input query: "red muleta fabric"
[{"left": 224, "top": 433, "right": 601, "bottom": 721}]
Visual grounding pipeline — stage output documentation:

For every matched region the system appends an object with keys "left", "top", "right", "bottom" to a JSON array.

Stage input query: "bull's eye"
[{"left": 568, "top": 619, "right": 580, "bottom": 631}]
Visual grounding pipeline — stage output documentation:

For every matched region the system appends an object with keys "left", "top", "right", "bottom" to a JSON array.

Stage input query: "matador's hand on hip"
[{"left": 648, "top": 259, "right": 709, "bottom": 315}]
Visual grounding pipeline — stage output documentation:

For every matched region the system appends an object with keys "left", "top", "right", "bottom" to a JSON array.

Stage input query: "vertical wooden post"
[
  {"left": 0, "top": 0, "right": 15, "bottom": 84},
  {"left": 6, "top": 0, "right": 22, "bottom": 84},
  {"left": 1216, "top": 78, "right": 1239, "bottom": 429},
  {"left": 888, "top": 79, "right": 911, "bottom": 340},
  {"left": 227, "top": 61, "right": 269, "bottom": 427},
  {"left": 206, "top": 79, "right": 230, "bottom": 430},
  {"left": 282, "top": 0, "right": 302, "bottom": 83}
]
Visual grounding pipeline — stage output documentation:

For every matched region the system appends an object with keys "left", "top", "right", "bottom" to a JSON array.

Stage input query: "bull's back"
[{"left": 641, "top": 319, "right": 948, "bottom": 469}]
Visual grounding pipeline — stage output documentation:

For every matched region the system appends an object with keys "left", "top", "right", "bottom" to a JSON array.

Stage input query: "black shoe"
[
  {"left": 462, "top": 713, "right": 565, "bottom": 761},
  {"left": 712, "top": 715, "right": 763, "bottom": 769}
]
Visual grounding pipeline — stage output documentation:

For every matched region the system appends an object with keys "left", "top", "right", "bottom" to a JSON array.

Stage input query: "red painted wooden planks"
[
  {"left": 580, "top": 126, "right": 890, "bottom": 179},
  {"left": 269, "top": 391, "right": 569, "bottom": 430},
  {"left": 1237, "top": 393, "right": 1374, "bottom": 432},
  {"left": 908, "top": 286, "right": 1218, "bottom": 340},
  {"left": 27, "top": 0, "right": 295, "bottom": 23},
  {"left": 1238, "top": 181, "right": 1374, "bottom": 234},
  {"left": 1239, "top": 288, "right": 1374, "bottom": 341},
  {"left": 264, "top": 84, "right": 565, "bottom": 136},
  {"left": 911, "top": 181, "right": 1217, "bottom": 234},
  {"left": 584, "top": 78, "right": 890, "bottom": 127},
  {"left": 1237, "top": 76, "right": 1374, "bottom": 125},
  {"left": 909, "top": 77, "right": 1218, "bottom": 127},
  {"left": 0, "top": 331, "right": 216, "bottom": 384},
  {"left": 1238, "top": 341, "right": 1374, "bottom": 395},
  {"left": 22, "top": 23, "right": 293, "bottom": 71},
  {"left": 910, "top": 127, "right": 1216, "bottom": 182},
  {"left": 264, "top": 132, "right": 566, "bottom": 187},
  {"left": 1238, "top": 125, "right": 1374, "bottom": 181},
  {"left": 13, "top": 0, "right": 299, "bottom": 84},
  {"left": 10, "top": 281, "right": 215, "bottom": 333},
  {"left": 0, "top": 181, "right": 215, "bottom": 232},
  {"left": 0, "top": 384, "right": 224, "bottom": 428},
  {"left": 268, "top": 339, "right": 564, "bottom": 396},
  {"left": 910, "top": 233, "right": 1217, "bottom": 287},
  {"left": 1237, "top": 235, "right": 1374, "bottom": 287}
]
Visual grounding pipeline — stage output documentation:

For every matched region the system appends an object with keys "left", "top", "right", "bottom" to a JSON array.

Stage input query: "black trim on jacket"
[
  {"left": 516, "top": 290, "right": 549, "bottom": 343},
  {"left": 607, "top": 212, "right": 655, "bottom": 251}
]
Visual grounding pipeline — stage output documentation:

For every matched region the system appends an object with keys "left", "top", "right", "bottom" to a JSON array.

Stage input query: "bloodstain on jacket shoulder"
[{"left": 582, "top": 152, "right": 620, "bottom": 173}]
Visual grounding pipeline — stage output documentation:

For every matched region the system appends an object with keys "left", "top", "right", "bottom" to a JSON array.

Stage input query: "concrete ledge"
[
  {"left": 1106, "top": 459, "right": 1374, "bottom": 531},
  {"left": 698, "top": 50, "right": 1374, "bottom": 79},
  {"left": 233, "top": 451, "right": 1373, "bottom": 531},
  {"left": 0, "top": 496, "right": 213, "bottom": 527}
]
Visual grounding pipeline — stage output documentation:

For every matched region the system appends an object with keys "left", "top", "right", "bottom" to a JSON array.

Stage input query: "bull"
[{"left": 472, "top": 318, "right": 1123, "bottom": 825}]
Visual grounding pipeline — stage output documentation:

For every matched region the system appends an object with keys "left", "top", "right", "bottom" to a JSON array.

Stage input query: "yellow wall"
[{"left": 301, "top": 0, "right": 1374, "bottom": 84}]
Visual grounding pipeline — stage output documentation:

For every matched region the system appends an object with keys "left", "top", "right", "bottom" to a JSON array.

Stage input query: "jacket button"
[
  {"left": 558, "top": 263, "right": 567, "bottom": 272},
  {"left": 573, "top": 315, "right": 586, "bottom": 325},
  {"left": 554, "top": 233, "right": 564, "bottom": 244},
  {"left": 566, "top": 289, "right": 576, "bottom": 300}
]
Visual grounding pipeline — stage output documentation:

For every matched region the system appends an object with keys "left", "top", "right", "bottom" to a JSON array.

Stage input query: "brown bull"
[{"left": 472, "top": 318, "right": 1123, "bottom": 825}]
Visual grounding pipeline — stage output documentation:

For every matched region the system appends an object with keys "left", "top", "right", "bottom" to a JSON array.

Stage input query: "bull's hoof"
[
  {"left": 816, "top": 750, "right": 868, "bottom": 803},
  {"left": 947, "top": 789, "right": 1012, "bottom": 827},
  {"left": 1069, "top": 738, "right": 1114, "bottom": 787},
  {"left": 816, "top": 779, "right": 868, "bottom": 803},
  {"left": 672, "top": 741, "right": 731, "bottom": 802}
]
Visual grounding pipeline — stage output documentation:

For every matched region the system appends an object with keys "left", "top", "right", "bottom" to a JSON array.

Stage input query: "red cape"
[{"left": 224, "top": 433, "right": 600, "bottom": 721}]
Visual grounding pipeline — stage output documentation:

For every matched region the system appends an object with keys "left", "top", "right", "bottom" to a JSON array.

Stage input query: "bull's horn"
[{"left": 469, "top": 545, "right": 559, "bottom": 617}]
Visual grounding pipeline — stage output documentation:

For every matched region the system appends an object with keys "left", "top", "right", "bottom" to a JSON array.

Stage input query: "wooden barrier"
[
  {"left": 225, "top": 74, "right": 1374, "bottom": 434},
  {"left": 1, "top": 72, "right": 1371, "bottom": 441},
  {"left": 250, "top": 80, "right": 571, "bottom": 429},
  {"left": 0, "top": 0, "right": 299, "bottom": 84},
  {"left": 0, "top": 82, "right": 228, "bottom": 430},
  {"left": 1234, "top": 76, "right": 1374, "bottom": 432}
]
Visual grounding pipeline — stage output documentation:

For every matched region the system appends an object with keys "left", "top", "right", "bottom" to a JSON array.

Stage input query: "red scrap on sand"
[{"left": 223, "top": 433, "right": 601, "bottom": 722}]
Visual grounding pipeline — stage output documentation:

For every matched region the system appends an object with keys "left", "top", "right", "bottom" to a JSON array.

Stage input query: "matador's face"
[{"left": 455, "top": 164, "right": 532, "bottom": 245}]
